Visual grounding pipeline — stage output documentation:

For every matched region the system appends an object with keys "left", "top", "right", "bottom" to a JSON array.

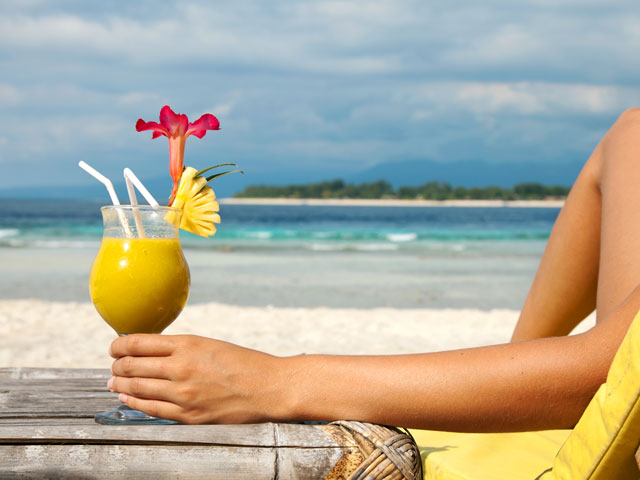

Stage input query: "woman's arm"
[
  {"left": 109, "top": 286, "right": 640, "bottom": 430},
  {"left": 287, "top": 331, "right": 606, "bottom": 432}
]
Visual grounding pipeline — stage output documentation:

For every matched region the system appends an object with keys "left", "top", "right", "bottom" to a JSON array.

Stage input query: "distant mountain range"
[{"left": 0, "top": 158, "right": 583, "bottom": 200}]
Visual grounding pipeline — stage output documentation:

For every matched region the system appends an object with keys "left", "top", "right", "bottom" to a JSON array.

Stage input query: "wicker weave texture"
[{"left": 323, "top": 420, "right": 422, "bottom": 480}]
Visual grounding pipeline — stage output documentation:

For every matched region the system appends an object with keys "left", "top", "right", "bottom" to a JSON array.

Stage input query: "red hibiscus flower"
[{"left": 136, "top": 105, "right": 220, "bottom": 204}]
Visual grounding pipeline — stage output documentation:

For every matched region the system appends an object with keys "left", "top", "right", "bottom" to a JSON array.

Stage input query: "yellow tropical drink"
[
  {"left": 90, "top": 205, "right": 190, "bottom": 336},
  {"left": 90, "top": 237, "right": 190, "bottom": 334}
]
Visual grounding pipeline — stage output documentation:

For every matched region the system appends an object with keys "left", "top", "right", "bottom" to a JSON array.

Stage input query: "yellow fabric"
[
  {"left": 409, "top": 429, "right": 569, "bottom": 480},
  {"left": 542, "top": 309, "right": 640, "bottom": 480},
  {"left": 411, "top": 309, "right": 640, "bottom": 480}
]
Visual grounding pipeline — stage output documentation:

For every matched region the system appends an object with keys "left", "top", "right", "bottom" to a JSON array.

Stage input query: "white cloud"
[
  {"left": 0, "top": 2, "right": 413, "bottom": 75},
  {"left": 5, "top": 114, "right": 131, "bottom": 159},
  {"left": 0, "top": 84, "right": 21, "bottom": 105},
  {"left": 2, "top": 1, "right": 638, "bottom": 80},
  {"left": 210, "top": 101, "right": 235, "bottom": 117},
  {"left": 269, "top": 138, "right": 393, "bottom": 164},
  {"left": 456, "top": 25, "right": 542, "bottom": 65},
  {"left": 116, "top": 92, "right": 162, "bottom": 106},
  {"left": 403, "top": 81, "right": 640, "bottom": 117},
  {"left": 456, "top": 83, "right": 543, "bottom": 114}
]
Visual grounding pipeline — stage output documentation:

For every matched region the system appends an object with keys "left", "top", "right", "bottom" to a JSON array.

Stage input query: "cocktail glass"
[{"left": 90, "top": 205, "right": 190, "bottom": 424}]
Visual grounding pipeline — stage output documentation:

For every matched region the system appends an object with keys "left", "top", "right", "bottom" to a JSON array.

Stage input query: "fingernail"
[
  {"left": 119, "top": 393, "right": 128, "bottom": 403},
  {"left": 108, "top": 343, "right": 113, "bottom": 357},
  {"left": 107, "top": 376, "right": 114, "bottom": 392}
]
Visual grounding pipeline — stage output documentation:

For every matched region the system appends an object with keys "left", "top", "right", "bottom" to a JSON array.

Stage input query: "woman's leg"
[{"left": 512, "top": 108, "right": 640, "bottom": 341}]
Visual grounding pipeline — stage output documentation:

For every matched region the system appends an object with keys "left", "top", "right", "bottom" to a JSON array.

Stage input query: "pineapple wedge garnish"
[{"left": 168, "top": 167, "right": 221, "bottom": 237}]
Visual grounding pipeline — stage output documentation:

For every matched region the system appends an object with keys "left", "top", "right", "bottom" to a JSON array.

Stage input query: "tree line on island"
[{"left": 234, "top": 179, "right": 570, "bottom": 201}]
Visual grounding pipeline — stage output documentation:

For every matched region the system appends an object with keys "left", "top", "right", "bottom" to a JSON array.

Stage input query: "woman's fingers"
[
  {"left": 109, "top": 334, "right": 176, "bottom": 358},
  {"left": 111, "top": 376, "right": 177, "bottom": 404},
  {"left": 111, "top": 355, "right": 172, "bottom": 380},
  {"left": 118, "top": 393, "right": 183, "bottom": 423}
]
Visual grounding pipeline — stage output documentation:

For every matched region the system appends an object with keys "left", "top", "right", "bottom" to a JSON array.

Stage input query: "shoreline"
[
  {"left": 0, "top": 245, "right": 544, "bottom": 310},
  {"left": 0, "top": 299, "right": 595, "bottom": 368},
  {"left": 220, "top": 197, "right": 565, "bottom": 208}
]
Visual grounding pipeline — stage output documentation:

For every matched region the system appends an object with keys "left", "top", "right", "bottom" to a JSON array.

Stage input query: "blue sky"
[{"left": 1, "top": 0, "right": 639, "bottom": 196}]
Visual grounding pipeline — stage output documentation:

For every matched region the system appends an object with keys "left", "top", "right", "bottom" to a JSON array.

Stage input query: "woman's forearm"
[
  {"left": 278, "top": 328, "right": 617, "bottom": 431},
  {"left": 281, "top": 287, "right": 640, "bottom": 431}
]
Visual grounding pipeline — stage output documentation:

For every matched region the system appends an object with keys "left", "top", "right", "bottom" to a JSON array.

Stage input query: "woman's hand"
[{"left": 108, "top": 334, "right": 290, "bottom": 424}]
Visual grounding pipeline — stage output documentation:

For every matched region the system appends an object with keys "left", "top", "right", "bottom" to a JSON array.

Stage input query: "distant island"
[{"left": 233, "top": 180, "right": 570, "bottom": 201}]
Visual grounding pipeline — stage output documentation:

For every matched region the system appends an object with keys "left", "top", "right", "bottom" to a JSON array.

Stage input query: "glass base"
[{"left": 95, "top": 404, "right": 178, "bottom": 425}]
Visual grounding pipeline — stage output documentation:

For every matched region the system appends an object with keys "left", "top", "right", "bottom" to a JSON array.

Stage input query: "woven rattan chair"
[{"left": 323, "top": 420, "right": 422, "bottom": 479}]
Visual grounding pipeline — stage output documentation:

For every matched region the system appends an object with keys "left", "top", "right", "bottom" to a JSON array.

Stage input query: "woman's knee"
[
  {"left": 606, "top": 108, "right": 640, "bottom": 145},
  {"left": 575, "top": 108, "right": 640, "bottom": 193},
  {"left": 614, "top": 107, "right": 640, "bottom": 125},
  {"left": 597, "top": 108, "right": 640, "bottom": 182}
]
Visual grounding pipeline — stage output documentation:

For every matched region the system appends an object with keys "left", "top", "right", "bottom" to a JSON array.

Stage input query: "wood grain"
[
  {"left": 0, "top": 424, "right": 336, "bottom": 447},
  {"left": 0, "top": 445, "right": 343, "bottom": 480},
  {"left": 0, "top": 368, "right": 346, "bottom": 479}
]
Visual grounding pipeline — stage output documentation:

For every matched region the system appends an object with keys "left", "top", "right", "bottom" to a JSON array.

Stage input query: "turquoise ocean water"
[
  {"left": 0, "top": 199, "right": 557, "bottom": 252},
  {"left": 0, "top": 199, "right": 559, "bottom": 309}
]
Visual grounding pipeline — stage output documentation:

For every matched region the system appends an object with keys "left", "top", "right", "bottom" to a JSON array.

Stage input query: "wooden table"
[{"left": 0, "top": 368, "right": 421, "bottom": 479}]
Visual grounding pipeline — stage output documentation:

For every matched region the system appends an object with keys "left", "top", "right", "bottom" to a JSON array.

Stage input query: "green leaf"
[
  {"left": 196, "top": 163, "right": 239, "bottom": 177},
  {"left": 205, "top": 170, "right": 245, "bottom": 183}
]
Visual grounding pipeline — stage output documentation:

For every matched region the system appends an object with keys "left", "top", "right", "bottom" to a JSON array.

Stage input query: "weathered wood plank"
[
  {"left": 1, "top": 395, "right": 110, "bottom": 408},
  {"left": 0, "top": 445, "right": 342, "bottom": 480},
  {"left": 0, "top": 417, "right": 99, "bottom": 426},
  {"left": 0, "top": 378, "right": 106, "bottom": 387},
  {"left": 0, "top": 378, "right": 108, "bottom": 391},
  {"left": 0, "top": 400, "right": 121, "bottom": 418},
  {"left": 0, "top": 445, "right": 278, "bottom": 480},
  {"left": 0, "top": 404, "right": 121, "bottom": 420},
  {"left": 276, "top": 423, "right": 340, "bottom": 448},
  {"left": 0, "top": 377, "right": 108, "bottom": 393},
  {"left": 0, "top": 370, "right": 119, "bottom": 419},
  {"left": 0, "top": 424, "right": 272, "bottom": 446},
  {"left": 278, "top": 447, "right": 345, "bottom": 480},
  {"left": 0, "top": 423, "right": 337, "bottom": 447},
  {"left": 0, "top": 367, "right": 110, "bottom": 380}
]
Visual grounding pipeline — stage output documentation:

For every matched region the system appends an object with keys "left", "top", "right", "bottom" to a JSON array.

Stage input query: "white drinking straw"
[
  {"left": 79, "top": 161, "right": 120, "bottom": 205},
  {"left": 78, "top": 161, "right": 132, "bottom": 237},
  {"left": 123, "top": 168, "right": 159, "bottom": 208},
  {"left": 124, "top": 170, "right": 146, "bottom": 238}
]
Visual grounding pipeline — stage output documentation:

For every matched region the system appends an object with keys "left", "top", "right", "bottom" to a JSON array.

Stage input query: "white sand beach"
[{"left": 0, "top": 300, "right": 595, "bottom": 369}]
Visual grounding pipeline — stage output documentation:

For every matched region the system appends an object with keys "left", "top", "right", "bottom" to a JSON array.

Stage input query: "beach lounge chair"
[{"left": 409, "top": 308, "right": 640, "bottom": 479}]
